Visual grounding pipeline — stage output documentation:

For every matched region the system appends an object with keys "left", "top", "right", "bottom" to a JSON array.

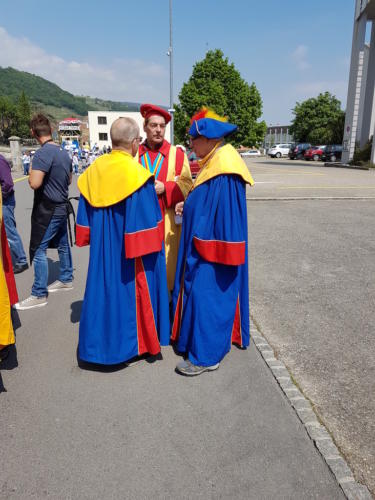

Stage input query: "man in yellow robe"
[{"left": 138, "top": 104, "right": 193, "bottom": 291}]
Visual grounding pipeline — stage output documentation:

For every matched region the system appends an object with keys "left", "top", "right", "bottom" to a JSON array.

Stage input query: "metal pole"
[{"left": 168, "top": 0, "right": 174, "bottom": 144}]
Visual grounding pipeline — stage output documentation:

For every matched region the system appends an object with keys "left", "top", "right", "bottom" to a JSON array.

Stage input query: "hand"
[
  {"left": 154, "top": 180, "right": 165, "bottom": 195},
  {"left": 175, "top": 201, "right": 184, "bottom": 216}
]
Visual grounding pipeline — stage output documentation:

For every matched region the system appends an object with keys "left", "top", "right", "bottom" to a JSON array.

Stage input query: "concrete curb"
[
  {"left": 324, "top": 162, "right": 370, "bottom": 171},
  {"left": 250, "top": 318, "right": 373, "bottom": 500}
]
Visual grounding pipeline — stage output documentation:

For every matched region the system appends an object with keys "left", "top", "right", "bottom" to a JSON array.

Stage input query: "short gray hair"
[{"left": 110, "top": 117, "right": 139, "bottom": 147}]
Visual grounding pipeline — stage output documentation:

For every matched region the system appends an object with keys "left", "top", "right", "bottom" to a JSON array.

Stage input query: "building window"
[
  {"left": 99, "top": 132, "right": 108, "bottom": 141},
  {"left": 98, "top": 116, "right": 107, "bottom": 125}
]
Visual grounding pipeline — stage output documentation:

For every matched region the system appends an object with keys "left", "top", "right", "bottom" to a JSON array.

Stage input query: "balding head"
[{"left": 110, "top": 117, "right": 140, "bottom": 152}]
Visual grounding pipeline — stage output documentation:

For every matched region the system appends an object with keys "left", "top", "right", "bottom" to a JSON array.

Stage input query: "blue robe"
[
  {"left": 76, "top": 179, "right": 170, "bottom": 365},
  {"left": 171, "top": 174, "right": 250, "bottom": 367}
]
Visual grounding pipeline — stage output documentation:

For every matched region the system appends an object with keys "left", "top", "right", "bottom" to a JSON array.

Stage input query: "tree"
[
  {"left": 174, "top": 49, "right": 267, "bottom": 147},
  {"left": 15, "top": 91, "right": 32, "bottom": 138},
  {"left": 0, "top": 91, "right": 32, "bottom": 141},
  {"left": 0, "top": 96, "right": 16, "bottom": 142},
  {"left": 290, "top": 92, "right": 345, "bottom": 145}
]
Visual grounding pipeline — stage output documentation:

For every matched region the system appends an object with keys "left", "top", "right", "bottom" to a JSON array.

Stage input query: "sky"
[{"left": 0, "top": 0, "right": 357, "bottom": 124}]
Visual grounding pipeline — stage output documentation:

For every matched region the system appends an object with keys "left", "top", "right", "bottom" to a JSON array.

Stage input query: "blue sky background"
[{"left": 0, "top": 0, "right": 356, "bottom": 124}]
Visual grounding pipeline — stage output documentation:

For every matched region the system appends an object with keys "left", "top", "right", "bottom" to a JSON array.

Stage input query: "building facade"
[
  {"left": 342, "top": 0, "right": 375, "bottom": 163},
  {"left": 263, "top": 125, "right": 293, "bottom": 150},
  {"left": 88, "top": 111, "right": 171, "bottom": 149}
]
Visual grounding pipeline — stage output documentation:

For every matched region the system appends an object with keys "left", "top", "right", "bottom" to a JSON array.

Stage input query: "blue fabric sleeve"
[
  {"left": 124, "top": 179, "right": 163, "bottom": 258},
  {"left": 196, "top": 175, "right": 247, "bottom": 242},
  {"left": 125, "top": 179, "right": 162, "bottom": 233},
  {"left": 77, "top": 195, "right": 90, "bottom": 228}
]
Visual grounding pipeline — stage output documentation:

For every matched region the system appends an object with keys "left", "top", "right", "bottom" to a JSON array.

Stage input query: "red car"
[
  {"left": 188, "top": 151, "right": 200, "bottom": 178},
  {"left": 304, "top": 145, "right": 326, "bottom": 161}
]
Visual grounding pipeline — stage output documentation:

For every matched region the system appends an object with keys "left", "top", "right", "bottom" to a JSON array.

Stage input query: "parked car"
[
  {"left": 288, "top": 143, "right": 312, "bottom": 160},
  {"left": 187, "top": 150, "right": 200, "bottom": 178},
  {"left": 321, "top": 144, "right": 343, "bottom": 162},
  {"left": 304, "top": 145, "right": 326, "bottom": 161},
  {"left": 240, "top": 149, "right": 261, "bottom": 157},
  {"left": 268, "top": 144, "right": 292, "bottom": 158}
]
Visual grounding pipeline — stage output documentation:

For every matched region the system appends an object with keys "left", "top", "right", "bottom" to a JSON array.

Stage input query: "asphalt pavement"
[
  {"left": 246, "top": 157, "right": 375, "bottom": 496},
  {"left": 0, "top": 165, "right": 361, "bottom": 499}
]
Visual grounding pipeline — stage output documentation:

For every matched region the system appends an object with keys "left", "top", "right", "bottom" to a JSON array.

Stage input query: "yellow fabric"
[
  {"left": 0, "top": 192, "right": 15, "bottom": 346},
  {"left": 164, "top": 146, "right": 193, "bottom": 290},
  {"left": 193, "top": 143, "right": 255, "bottom": 189},
  {"left": 77, "top": 150, "right": 152, "bottom": 207}
]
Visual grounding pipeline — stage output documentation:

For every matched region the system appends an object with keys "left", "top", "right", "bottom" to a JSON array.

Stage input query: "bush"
[{"left": 351, "top": 138, "right": 373, "bottom": 165}]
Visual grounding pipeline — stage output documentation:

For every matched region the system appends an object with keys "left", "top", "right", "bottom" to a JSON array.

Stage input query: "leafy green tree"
[
  {"left": 0, "top": 96, "right": 16, "bottom": 142},
  {"left": 15, "top": 91, "right": 32, "bottom": 138},
  {"left": 290, "top": 92, "right": 345, "bottom": 145},
  {"left": 174, "top": 50, "right": 266, "bottom": 147}
]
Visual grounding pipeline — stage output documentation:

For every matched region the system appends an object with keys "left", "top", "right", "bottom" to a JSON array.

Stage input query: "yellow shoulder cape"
[
  {"left": 193, "top": 143, "right": 254, "bottom": 189},
  {"left": 77, "top": 150, "right": 152, "bottom": 207}
]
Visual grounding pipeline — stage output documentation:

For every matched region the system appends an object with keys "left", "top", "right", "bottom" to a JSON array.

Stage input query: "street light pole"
[{"left": 168, "top": 0, "right": 174, "bottom": 144}]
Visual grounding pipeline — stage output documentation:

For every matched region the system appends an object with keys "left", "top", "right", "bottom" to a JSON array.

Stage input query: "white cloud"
[
  {"left": 294, "top": 80, "right": 348, "bottom": 103},
  {"left": 0, "top": 26, "right": 169, "bottom": 104},
  {"left": 291, "top": 45, "right": 311, "bottom": 70}
]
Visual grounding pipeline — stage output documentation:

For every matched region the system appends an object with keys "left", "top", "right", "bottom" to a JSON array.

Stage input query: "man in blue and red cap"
[
  {"left": 138, "top": 104, "right": 192, "bottom": 291},
  {"left": 171, "top": 107, "right": 255, "bottom": 376}
]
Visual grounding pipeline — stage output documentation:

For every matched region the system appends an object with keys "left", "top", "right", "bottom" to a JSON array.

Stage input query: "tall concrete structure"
[{"left": 342, "top": 0, "right": 375, "bottom": 163}]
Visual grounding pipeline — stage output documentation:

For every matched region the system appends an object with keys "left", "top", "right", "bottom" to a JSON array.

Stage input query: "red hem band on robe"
[
  {"left": 135, "top": 257, "right": 161, "bottom": 355},
  {"left": 231, "top": 296, "right": 242, "bottom": 347},
  {"left": 171, "top": 285, "right": 183, "bottom": 342},
  {"left": 1, "top": 222, "right": 18, "bottom": 305},
  {"left": 193, "top": 236, "right": 246, "bottom": 266},
  {"left": 76, "top": 224, "right": 90, "bottom": 247},
  {"left": 125, "top": 220, "right": 163, "bottom": 259}
]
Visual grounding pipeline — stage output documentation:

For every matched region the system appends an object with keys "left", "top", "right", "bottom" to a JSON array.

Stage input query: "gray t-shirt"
[{"left": 32, "top": 143, "right": 72, "bottom": 216}]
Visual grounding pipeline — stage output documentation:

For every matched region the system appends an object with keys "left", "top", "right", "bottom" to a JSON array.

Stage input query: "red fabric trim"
[
  {"left": 138, "top": 141, "right": 170, "bottom": 184},
  {"left": 76, "top": 224, "right": 90, "bottom": 247},
  {"left": 1, "top": 222, "right": 18, "bottom": 305},
  {"left": 171, "top": 286, "right": 183, "bottom": 342},
  {"left": 139, "top": 140, "right": 170, "bottom": 160},
  {"left": 231, "top": 297, "right": 242, "bottom": 347},
  {"left": 135, "top": 257, "right": 160, "bottom": 355},
  {"left": 125, "top": 220, "right": 163, "bottom": 259},
  {"left": 193, "top": 237, "right": 245, "bottom": 266},
  {"left": 164, "top": 181, "right": 184, "bottom": 208}
]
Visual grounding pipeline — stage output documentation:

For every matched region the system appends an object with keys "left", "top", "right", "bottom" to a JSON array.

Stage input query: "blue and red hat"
[
  {"left": 140, "top": 103, "right": 171, "bottom": 124},
  {"left": 188, "top": 107, "right": 237, "bottom": 139}
]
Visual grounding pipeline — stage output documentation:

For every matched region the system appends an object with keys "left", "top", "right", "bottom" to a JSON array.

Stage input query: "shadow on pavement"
[
  {"left": 0, "top": 344, "right": 18, "bottom": 372},
  {"left": 70, "top": 300, "right": 82, "bottom": 324},
  {"left": 76, "top": 350, "right": 163, "bottom": 373},
  {"left": 47, "top": 258, "right": 62, "bottom": 284}
]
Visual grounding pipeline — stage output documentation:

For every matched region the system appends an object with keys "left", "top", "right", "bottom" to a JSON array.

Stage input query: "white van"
[{"left": 268, "top": 144, "right": 291, "bottom": 158}]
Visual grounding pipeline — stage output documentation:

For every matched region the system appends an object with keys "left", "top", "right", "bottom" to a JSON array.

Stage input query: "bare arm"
[{"left": 28, "top": 168, "right": 45, "bottom": 190}]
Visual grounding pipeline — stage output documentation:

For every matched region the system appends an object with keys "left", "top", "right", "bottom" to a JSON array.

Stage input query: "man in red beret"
[{"left": 138, "top": 103, "right": 192, "bottom": 291}]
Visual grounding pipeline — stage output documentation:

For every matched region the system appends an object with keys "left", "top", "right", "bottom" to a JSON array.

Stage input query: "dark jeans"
[
  {"left": 2, "top": 193, "right": 27, "bottom": 267},
  {"left": 31, "top": 214, "right": 73, "bottom": 297}
]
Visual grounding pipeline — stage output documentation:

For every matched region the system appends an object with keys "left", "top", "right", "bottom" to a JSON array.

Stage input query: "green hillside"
[{"left": 0, "top": 66, "right": 140, "bottom": 120}]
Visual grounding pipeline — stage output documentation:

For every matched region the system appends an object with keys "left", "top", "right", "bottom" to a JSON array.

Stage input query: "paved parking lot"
[
  {"left": 0, "top": 171, "right": 347, "bottom": 500},
  {"left": 245, "top": 156, "right": 375, "bottom": 495},
  {"left": 1, "top": 158, "right": 374, "bottom": 497}
]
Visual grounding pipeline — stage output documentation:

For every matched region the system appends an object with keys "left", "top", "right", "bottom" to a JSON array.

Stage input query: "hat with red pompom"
[
  {"left": 188, "top": 107, "right": 237, "bottom": 139},
  {"left": 140, "top": 104, "right": 171, "bottom": 124}
]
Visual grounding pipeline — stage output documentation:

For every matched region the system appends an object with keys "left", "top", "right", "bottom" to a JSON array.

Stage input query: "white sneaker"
[
  {"left": 47, "top": 280, "right": 73, "bottom": 293},
  {"left": 13, "top": 295, "right": 47, "bottom": 310}
]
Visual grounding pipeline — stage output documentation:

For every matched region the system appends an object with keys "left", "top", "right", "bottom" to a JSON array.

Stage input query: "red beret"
[{"left": 140, "top": 104, "right": 171, "bottom": 124}]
